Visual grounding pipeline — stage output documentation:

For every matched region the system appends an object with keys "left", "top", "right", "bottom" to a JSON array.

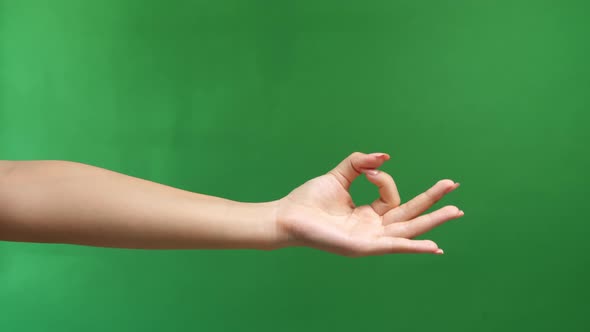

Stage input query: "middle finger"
[{"left": 383, "top": 179, "right": 459, "bottom": 225}]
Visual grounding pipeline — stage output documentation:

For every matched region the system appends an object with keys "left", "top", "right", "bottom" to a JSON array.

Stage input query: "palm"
[
  {"left": 276, "top": 152, "right": 463, "bottom": 257},
  {"left": 279, "top": 174, "right": 386, "bottom": 248}
]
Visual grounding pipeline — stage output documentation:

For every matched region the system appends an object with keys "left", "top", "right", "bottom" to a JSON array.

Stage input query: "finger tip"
[
  {"left": 370, "top": 152, "right": 390, "bottom": 160},
  {"left": 443, "top": 181, "right": 460, "bottom": 194},
  {"left": 438, "top": 179, "right": 455, "bottom": 188},
  {"left": 362, "top": 168, "right": 379, "bottom": 176},
  {"left": 435, "top": 248, "right": 444, "bottom": 255}
]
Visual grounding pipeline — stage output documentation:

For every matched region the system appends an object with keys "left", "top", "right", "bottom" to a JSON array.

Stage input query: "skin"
[{"left": 0, "top": 152, "right": 463, "bottom": 257}]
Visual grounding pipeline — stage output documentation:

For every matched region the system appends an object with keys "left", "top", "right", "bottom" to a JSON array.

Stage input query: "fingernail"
[
  {"left": 362, "top": 169, "right": 379, "bottom": 176},
  {"left": 459, "top": 210, "right": 465, "bottom": 216},
  {"left": 435, "top": 249, "right": 444, "bottom": 255},
  {"left": 370, "top": 153, "right": 389, "bottom": 160}
]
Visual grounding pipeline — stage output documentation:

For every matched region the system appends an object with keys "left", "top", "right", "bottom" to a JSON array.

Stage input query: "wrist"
[
  {"left": 226, "top": 199, "right": 291, "bottom": 251},
  {"left": 267, "top": 198, "right": 304, "bottom": 250},
  {"left": 258, "top": 199, "right": 293, "bottom": 251}
]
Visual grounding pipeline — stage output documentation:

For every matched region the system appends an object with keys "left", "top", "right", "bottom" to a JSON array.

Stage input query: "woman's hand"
[{"left": 275, "top": 152, "right": 463, "bottom": 257}]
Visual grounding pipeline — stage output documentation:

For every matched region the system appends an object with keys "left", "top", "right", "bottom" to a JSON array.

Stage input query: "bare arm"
[
  {"left": 0, "top": 153, "right": 463, "bottom": 256},
  {"left": 0, "top": 160, "right": 282, "bottom": 250}
]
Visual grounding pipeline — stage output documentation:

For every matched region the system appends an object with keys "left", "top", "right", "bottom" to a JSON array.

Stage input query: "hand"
[{"left": 275, "top": 152, "right": 463, "bottom": 257}]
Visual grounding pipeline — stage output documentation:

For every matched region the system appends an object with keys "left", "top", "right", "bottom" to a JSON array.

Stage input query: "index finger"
[{"left": 364, "top": 169, "right": 401, "bottom": 215}]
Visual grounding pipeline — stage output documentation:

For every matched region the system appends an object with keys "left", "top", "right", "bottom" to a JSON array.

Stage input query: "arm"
[
  {"left": 0, "top": 160, "right": 282, "bottom": 250},
  {"left": 0, "top": 153, "right": 463, "bottom": 256}
]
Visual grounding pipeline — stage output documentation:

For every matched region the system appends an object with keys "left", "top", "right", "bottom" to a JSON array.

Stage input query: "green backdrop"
[{"left": 1, "top": 1, "right": 589, "bottom": 331}]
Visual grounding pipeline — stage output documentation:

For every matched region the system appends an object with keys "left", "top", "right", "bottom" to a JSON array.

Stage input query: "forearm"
[{"left": 0, "top": 160, "right": 283, "bottom": 250}]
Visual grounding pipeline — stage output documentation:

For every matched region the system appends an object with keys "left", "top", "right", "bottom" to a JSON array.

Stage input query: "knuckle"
[
  {"left": 422, "top": 213, "right": 433, "bottom": 225},
  {"left": 351, "top": 151, "right": 362, "bottom": 156},
  {"left": 423, "top": 189, "right": 437, "bottom": 202},
  {"left": 349, "top": 152, "right": 363, "bottom": 160},
  {"left": 379, "top": 171, "right": 394, "bottom": 184}
]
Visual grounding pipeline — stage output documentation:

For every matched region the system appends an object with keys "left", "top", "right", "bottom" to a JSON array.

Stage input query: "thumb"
[{"left": 328, "top": 152, "right": 390, "bottom": 189}]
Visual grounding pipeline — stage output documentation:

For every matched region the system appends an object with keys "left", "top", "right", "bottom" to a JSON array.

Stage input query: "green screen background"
[{"left": 1, "top": 1, "right": 589, "bottom": 331}]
